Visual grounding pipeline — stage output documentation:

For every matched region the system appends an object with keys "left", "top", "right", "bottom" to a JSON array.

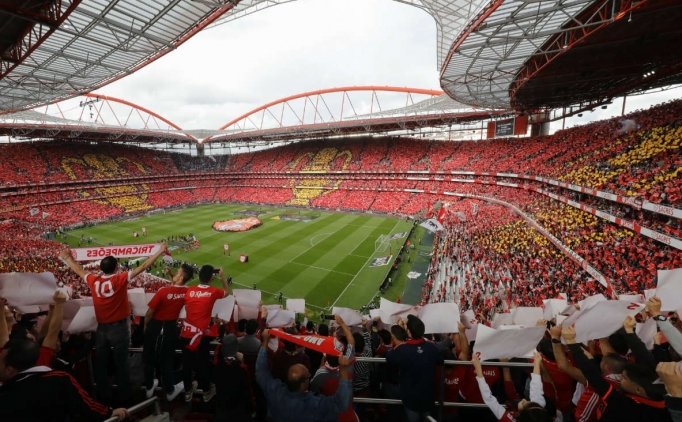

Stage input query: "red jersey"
[
  {"left": 443, "top": 365, "right": 467, "bottom": 414},
  {"left": 184, "top": 285, "right": 225, "bottom": 331},
  {"left": 460, "top": 366, "right": 501, "bottom": 403},
  {"left": 148, "top": 285, "right": 187, "bottom": 321},
  {"left": 575, "top": 375, "right": 621, "bottom": 422},
  {"left": 84, "top": 272, "right": 131, "bottom": 324},
  {"left": 542, "top": 355, "right": 576, "bottom": 412}
]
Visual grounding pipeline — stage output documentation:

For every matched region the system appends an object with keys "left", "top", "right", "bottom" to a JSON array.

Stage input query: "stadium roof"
[
  {"left": 0, "top": 86, "right": 505, "bottom": 144},
  {"left": 0, "top": 0, "right": 233, "bottom": 113},
  {"left": 0, "top": 0, "right": 493, "bottom": 115},
  {"left": 1, "top": 0, "right": 679, "bottom": 119},
  {"left": 440, "top": 0, "right": 682, "bottom": 110}
]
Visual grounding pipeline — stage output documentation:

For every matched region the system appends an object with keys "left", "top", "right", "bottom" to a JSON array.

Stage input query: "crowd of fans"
[
  {"left": 1, "top": 255, "right": 682, "bottom": 422},
  {"left": 0, "top": 100, "right": 680, "bottom": 421},
  {"left": 1, "top": 100, "right": 679, "bottom": 235},
  {"left": 423, "top": 199, "right": 598, "bottom": 322}
]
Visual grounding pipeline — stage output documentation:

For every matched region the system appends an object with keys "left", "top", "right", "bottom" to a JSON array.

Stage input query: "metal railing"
[
  {"left": 120, "top": 347, "right": 534, "bottom": 421},
  {"left": 353, "top": 356, "right": 533, "bottom": 414}
]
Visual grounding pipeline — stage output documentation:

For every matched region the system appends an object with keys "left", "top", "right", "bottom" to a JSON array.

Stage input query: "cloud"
[
  {"left": 65, "top": 0, "right": 679, "bottom": 133},
  {"left": 95, "top": 0, "right": 439, "bottom": 129}
]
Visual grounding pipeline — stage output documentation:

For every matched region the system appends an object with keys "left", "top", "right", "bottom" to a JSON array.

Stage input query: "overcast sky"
[
  {"left": 70, "top": 0, "right": 681, "bottom": 132},
  {"left": 94, "top": 0, "right": 438, "bottom": 130}
]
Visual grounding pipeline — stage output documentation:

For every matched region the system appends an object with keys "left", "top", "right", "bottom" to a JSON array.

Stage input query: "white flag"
[
  {"left": 332, "top": 307, "right": 364, "bottom": 326},
  {"left": 656, "top": 269, "right": 682, "bottom": 311},
  {"left": 418, "top": 302, "right": 460, "bottom": 334},
  {"left": 0, "top": 272, "right": 57, "bottom": 306},
  {"left": 286, "top": 299, "right": 305, "bottom": 314},
  {"left": 234, "top": 289, "right": 261, "bottom": 320},
  {"left": 573, "top": 300, "right": 644, "bottom": 343},
  {"left": 474, "top": 325, "right": 545, "bottom": 361}
]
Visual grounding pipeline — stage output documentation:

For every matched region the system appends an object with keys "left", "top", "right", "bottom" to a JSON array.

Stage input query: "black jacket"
[
  {"left": 567, "top": 343, "right": 671, "bottom": 422},
  {"left": 0, "top": 367, "right": 111, "bottom": 421}
]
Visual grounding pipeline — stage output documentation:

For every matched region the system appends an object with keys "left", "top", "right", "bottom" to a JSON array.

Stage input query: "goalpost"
[{"left": 374, "top": 234, "right": 391, "bottom": 254}]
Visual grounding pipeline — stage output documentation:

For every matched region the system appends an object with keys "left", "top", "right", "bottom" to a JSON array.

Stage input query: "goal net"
[{"left": 374, "top": 234, "right": 391, "bottom": 254}]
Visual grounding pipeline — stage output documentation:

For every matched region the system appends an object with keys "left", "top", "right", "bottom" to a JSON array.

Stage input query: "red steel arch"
[
  {"left": 84, "top": 93, "right": 184, "bottom": 131},
  {"left": 217, "top": 86, "right": 443, "bottom": 130}
]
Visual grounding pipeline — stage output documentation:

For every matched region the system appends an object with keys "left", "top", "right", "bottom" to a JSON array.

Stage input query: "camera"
[
  {"left": 213, "top": 268, "right": 220, "bottom": 275},
  {"left": 320, "top": 314, "right": 335, "bottom": 320}
]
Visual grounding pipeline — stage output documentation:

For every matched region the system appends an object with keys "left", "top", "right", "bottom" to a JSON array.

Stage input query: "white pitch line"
[
  {"left": 287, "top": 218, "right": 350, "bottom": 263},
  {"left": 331, "top": 219, "right": 400, "bottom": 308},
  {"left": 289, "top": 262, "right": 355, "bottom": 276}
]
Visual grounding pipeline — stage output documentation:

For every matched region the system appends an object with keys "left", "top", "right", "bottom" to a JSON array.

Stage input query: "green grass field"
[{"left": 63, "top": 204, "right": 413, "bottom": 312}]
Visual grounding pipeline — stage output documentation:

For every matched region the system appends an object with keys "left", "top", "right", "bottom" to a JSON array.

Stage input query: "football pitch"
[{"left": 63, "top": 204, "right": 413, "bottom": 312}]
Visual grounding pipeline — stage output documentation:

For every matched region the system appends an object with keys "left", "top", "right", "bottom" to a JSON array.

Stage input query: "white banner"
[
  {"left": 332, "top": 307, "right": 364, "bottom": 326},
  {"left": 461, "top": 310, "right": 477, "bottom": 328},
  {"left": 578, "top": 293, "right": 607, "bottom": 311},
  {"left": 70, "top": 243, "right": 163, "bottom": 261},
  {"left": 511, "top": 307, "right": 543, "bottom": 327},
  {"left": 573, "top": 300, "right": 644, "bottom": 343},
  {"left": 637, "top": 318, "right": 657, "bottom": 350},
  {"left": 618, "top": 294, "right": 644, "bottom": 304},
  {"left": 418, "top": 302, "right": 460, "bottom": 334},
  {"left": 213, "top": 296, "right": 236, "bottom": 321},
  {"left": 266, "top": 308, "right": 295, "bottom": 328},
  {"left": 67, "top": 305, "right": 98, "bottom": 334},
  {"left": 378, "top": 298, "right": 418, "bottom": 324},
  {"left": 474, "top": 325, "right": 545, "bottom": 361},
  {"left": 419, "top": 218, "right": 444, "bottom": 233},
  {"left": 234, "top": 289, "right": 261, "bottom": 320},
  {"left": 656, "top": 268, "right": 682, "bottom": 311},
  {"left": 286, "top": 298, "right": 306, "bottom": 314},
  {"left": 492, "top": 312, "right": 512, "bottom": 328},
  {"left": 543, "top": 299, "right": 568, "bottom": 320},
  {"left": 128, "top": 288, "right": 149, "bottom": 317},
  {"left": 0, "top": 272, "right": 57, "bottom": 307}
]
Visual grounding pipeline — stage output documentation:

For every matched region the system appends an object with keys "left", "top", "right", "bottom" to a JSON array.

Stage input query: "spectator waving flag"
[
  {"left": 69, "top": 243, "right": 166, "bottom": 261},
  {"left": 269, "top": 328, "right": 343, "bottom": 356}
]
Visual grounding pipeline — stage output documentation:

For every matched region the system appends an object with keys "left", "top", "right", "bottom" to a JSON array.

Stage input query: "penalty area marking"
[
  {"left": 288, "top": 230, "right": 339, "bottom": 264},
  {"left": 331, "top": 219, "right": 400, "bottom": 308},
  {"left": 310, "top": 232, "right": 333, "bottom": 247}
]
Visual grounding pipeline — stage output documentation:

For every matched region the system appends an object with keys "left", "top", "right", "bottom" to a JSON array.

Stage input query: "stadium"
[{"left": 0, "top": 1, "right": 680, "bottom": 422}]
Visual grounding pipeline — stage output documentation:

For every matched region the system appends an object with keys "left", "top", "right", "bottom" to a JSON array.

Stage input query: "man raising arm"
[{"left": 255, "top": 329, "right": 352, "bottom": 422}]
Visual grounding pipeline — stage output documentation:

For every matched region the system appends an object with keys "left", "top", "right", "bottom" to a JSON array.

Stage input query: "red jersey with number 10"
[
  {"left": 84, "top": 272, "right": 131, "bottom": 324},
  {"left": 184, "top": 285, "right": 226, "bottom": 330}
]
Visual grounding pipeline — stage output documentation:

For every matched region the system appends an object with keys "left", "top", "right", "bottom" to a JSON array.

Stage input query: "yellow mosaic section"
[
  {"left": 61, "top": 154, "right": 152, "bottom": 212},
  {"left": 475, "top": 220, "right": 563, "bottom": 259},
  {"left": 287, "top": 148, "right": 352, "bottom": 206},
  {"left": 559, "top": 125, "right": 682, "bottom": 192}
]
